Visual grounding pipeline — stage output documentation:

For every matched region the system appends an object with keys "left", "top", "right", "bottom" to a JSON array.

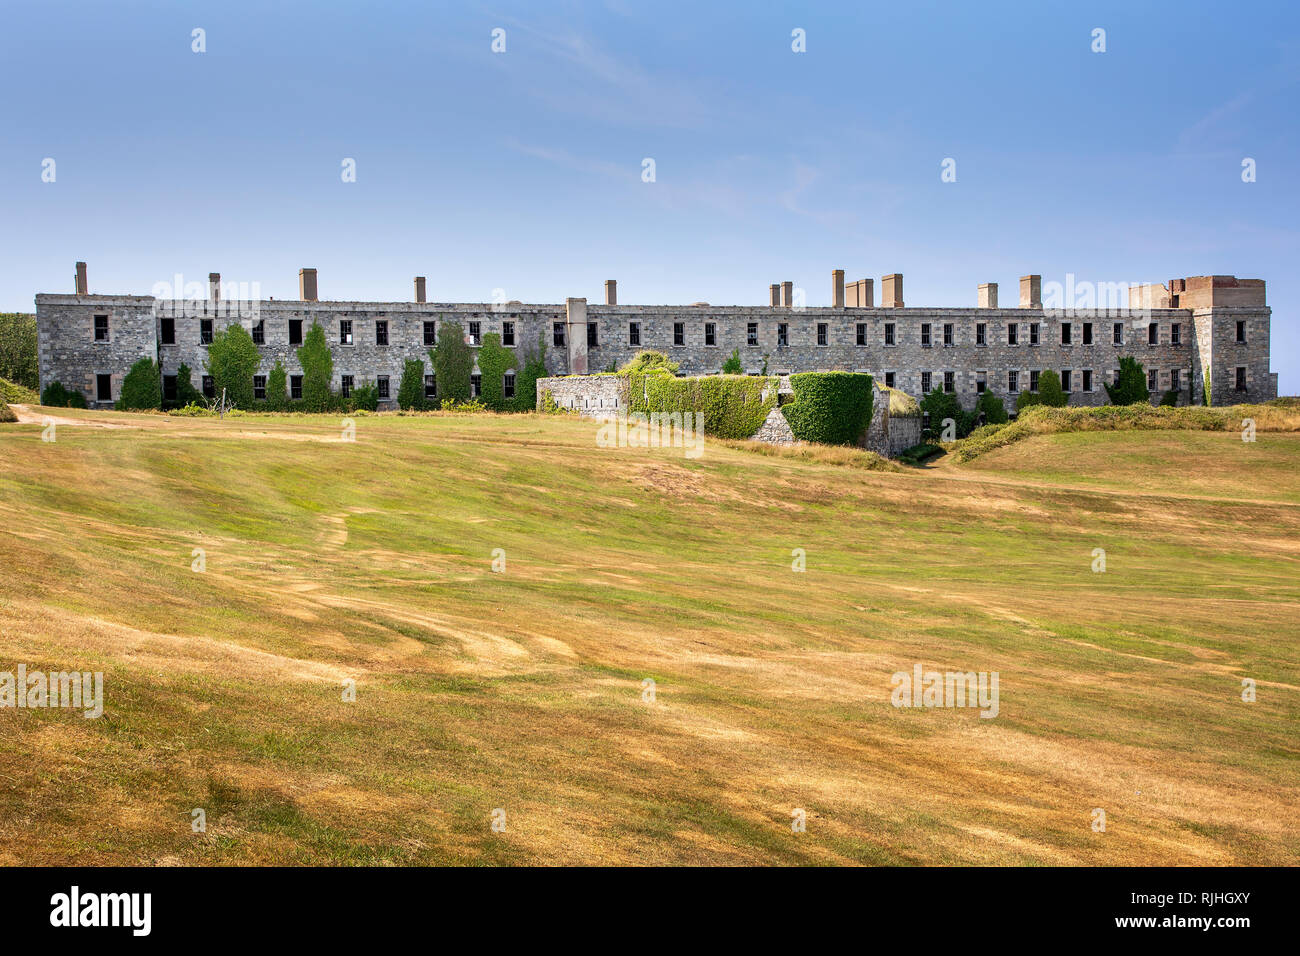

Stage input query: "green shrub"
[
  {"left": 1160, "top": 389, "right": 1179, "bottom": 407},
  {"left": 0, "top": 313, "right": 38, "bottom": 389},
  {"left": 897, "top": 443, "right": 944, "bottom": 465},
  {"left": 976, "top": 390, "right": 1008, "bottom": 424},
  {"left": 297, "top": 322, "right": 334, "bottom": 412},
  {"left": 1037, "top": 369, "right": 1068, "bottom": 408},
  {"left": 476, "top": 332, "right": 516, "bottom": 411},
  {"left": 1015, "top": 390, "right": 1042, "bottom": 412},
  {"left": 782, "top": 372, "right": 875, "bottom": 446},
  {"left": 721, "top": 349, "right": 743, "bottom": 374},
  {"left": 175, "top": 363, "right": 203, "bottom": 408},
  {"left": 168, "top": 402, "right": 214, "bottom": 417},
  {"left": 119, "top": 358, "right": 162, "bottom": 410},
  {"left": 265, "top": 360, "right": 288, "bottom": 411},
  {"left": 0, "top": 400, "right": 15, "bottom": 423},
  {"left": 0, "top": 378, "right": 38, "bottom": 404},
  {"left": 397, "top": 358, "right": 426, "bottom": 411},
  {"left": 511, "top": 335, "right": 548, "bottom": 411},
  {"left": 1105, "top": 355, "right": 1149, "bottom": 406},
  {"left": 920, "top": 388, "right": 976, "bottom": 441},
  {"left": 40, "top": 381, "right": 88, "bottom": 408},
  {"left": 349, "top": 381, "right": 379, "bottom": 412},
  {"left": 431, "top": 320, "right": 472, "bottom": 404},
  {"left": 620, "top": 350, "right": 679, "bottom": 376},
  {"left": 206, "top": 323, "right": 259, "bottom": 408},
  {"left": 629, "top": 372, "right": 777, "bottom": 439}
]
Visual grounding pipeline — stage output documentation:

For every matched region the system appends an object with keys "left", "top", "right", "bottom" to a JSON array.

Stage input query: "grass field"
[{"left": 1, "top": 404, "right": 1297, "bottom": 865}]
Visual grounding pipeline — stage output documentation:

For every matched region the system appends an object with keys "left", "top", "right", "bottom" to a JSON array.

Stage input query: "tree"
[
  {"left": 721, "top": 348, "right": 743, "bottom": 374},
  {"left": 119, "top": 358, "right": 162, "bottom": 410},
  {"left": 619, "top": 350, "right": 678, "bottom": 375},
  {"left": 919, "top": 388, "right": 976, "bottom": 441},
  {"left": 511, "top": 334, "right": 548, "bottom": 411},
  {"left": 206, "top": 323, "right": 259, "bottom": 408},
  {"left": 976, "top": 390, "right": 1008, "bottom": 424},
  {"left": 1105, "top": 355, "right": 1149, "bottom": 406},
  {"left": 266, "top": 360, "right": 288, "bottom": 410},
  {"left": 175, "top": 362, "right": 203, "bottom": 407},
  {"left": 296, "top": 321, "right": 334, "bottom": 412},
  {"left": 397, "top": 358, "right": 427, "bottom": 410},
  {"left": 0, "top": 313, "right": 38, "bottom": 388},
  {"left": 430, "top": 320, "right": 472, "bottom": 404},
  {"left": 1036, "top": 369, "right": 1068, "bottom": 407},
  {"left": 476, "top": 332, "right": 516, "bottom": 411}
]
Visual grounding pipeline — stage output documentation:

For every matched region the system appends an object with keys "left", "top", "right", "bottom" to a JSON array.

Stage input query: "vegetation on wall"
[
  {"left": 206, "top": 324, "right": 260, "bottom": 408},
  {"left": 628, "top": 372, "right": 777, "bottom": 439},
  {"left": 431, "top": 320, "right": 472, "bottom": 404},
  {"left": 921, "top": 388, "right": 976, "bottom": 441},
  {"left": 511, "top": 335, "right": 548, "bottom": 411},
  {"left": 266, "top": 360, "right": 288, "bottom": 411},
  {"left": 782, "top": 372, "right": 875, "bottom": 446},
  {"left": 296, "top": 322, "right": 334, "bottom": 412},
  {"left": 1016, "top": 369, "right": 1068, "bottom": 412},
  {"left": 721, "top": 349, "right": 743, "bottom": 374},
  {"left": 349, "top": 380, "right": 379, "bottom": 412},
  {"left": 476, "top": 332, "right": 516, "bottom": 411},
  {"left": 119, "top": 358, "right": 162, "bottom": 410},
  {"left": 1105, "top": 356, "right": 1150, "bottom": 406},
  {"left": 619, "top": 350, "right": 679, "bottom": 376},
  {"left": 0, "top": 314, "right": 37, "bottom": 389},
  {"left": 397, "top": 358, "right": 427, "bottom": 410},
  {"left": 40, "top": 381, "right": 88, "bottom": 408},
  {"left": 174, "top": 362, "right": 203, "bottom": 408}
]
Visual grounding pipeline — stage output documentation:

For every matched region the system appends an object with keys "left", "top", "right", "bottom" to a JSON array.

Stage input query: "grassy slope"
[{"left": 0, "top": 407, "right": 1296, "bottom": 865}]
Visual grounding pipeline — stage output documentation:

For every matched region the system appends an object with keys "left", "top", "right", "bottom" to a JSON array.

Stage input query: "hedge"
[
  {"left": 628, "top": 372, "right": 777, "bottom": 439},
  {"left": 40, "top": 381, "right": 88, "bottom": 408},
  {"left": 119, "top": 358, "right": 162, "bottom": 410},
  {"left": 782, "top": 372, "right": 875, "bottom": 446}
]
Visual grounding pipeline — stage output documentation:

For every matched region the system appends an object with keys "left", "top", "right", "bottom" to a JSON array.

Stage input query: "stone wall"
[{"left": 535, "top": 375, "right": 625, "bottom": 416}]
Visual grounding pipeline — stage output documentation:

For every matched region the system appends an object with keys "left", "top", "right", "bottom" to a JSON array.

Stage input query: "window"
[
  {"left": 777, "top": 323, "right": 788, "bottom": 347},
  {"left": 1169, "top": 369, "right": 1180, "bottom": 391},
  {"left": 470, "top": 373, "right": 481, "bottom": 397},
  {"left": 943, "top": 371, "right": 955, "bottom": 393},
  {"left": 1082, "top": 369, "right": 1093, "bottom": 392},
  {"left": 1030, "top": 370, "right": 1040, "bottom": 392},
  {"left": 375, "top": 320, "right": 388, "bottom": 346},
  {"left": 976, "top": 371, "right": 987, "bottom": 393},
  {"left": 673, "top": 322, "right": 685, "bottom": 347},
  {"left": 1113, "top": 322, "right": 1123, "bottom": 346},
  {"left": 1147, "top": 369, "right": 1157, "bottom": 391},
  {"left": 94, "top": 374, "right": 111, "bottom": 401},
  {"left": 884, "top": 322, "right": 895, "bottom": 346},
  {"left": 290, "top": 375, "right": 303, "bottom": 400},
  {"left": 502, "top": 321, "right": 514, "bottom": 347},
  {"left": 976, "top": 323, "right": 986, "bottom": 346},
  {"left": 94, "top": 314, "right": 109, "bottom": 341},
  {"left": 748, "top": 322, "right": 759, "bottom": 347},
  {"left": 884, "top": 371, "right": 895, "bottom": 388},
  {"left": 856, "top": 323, "right": 868, "bottom": 346},
  {"left": 1083, "top": 322, "right": 1093, "bottom": 346},
  {"left": 161, "top": 317, "right": 175, "bottom": 345},
  {"left": 1113, "top": 369, "right": 1121, "bottom": 384},
  {"left": 1170, "top": 323, "right": 1180, "bottom": 346},
  {"left": 340, "top": 320, "right": 353, "bottom": 346},
  {"left": 503, "top": 372, "right": 516, "bottom": 399},
  {"left": 1008, "top": 370, "right": 1019, "bottom": 393},
  {"left": 1236, "top": 367, "right": 1247, "bottom": 391},
  {"left": 289, "top": 319, "right": 303, "bottom": 346},
  {"left": 162, "top": 375, "right": 178, "bottom": 401},
  {"left": 424, "top": 321, "right": 437, "bottom": 346},
  {"left": 468, "top": 321, "right": 480, "bottom": 346},
  {"left": 248, "top": 320, "right": 263, "bottom": 345},
  {"left": 253, "top": 375, "right": 266, "bottom": 400},
  {"left": 705, "top": 322, "right": 716, "bottom": 347},
  {"left": 202, "top": 375, "right": 215, "bottom": 399},
  {"left": 943, "top": 323, "right": 954, "bottom": 347},
  {"left": 341, "top": 375, "right": 353, "bottom": 398},
  {"left": 628, "top": 322, "right": 640, "bottom": 347},
  {"left": 1061, "top": 323, "right": 1072, "bottom": 345},
  {"left": 1061, "top": 369, "right": 1072, "bottom": 392},
  {"left": 921, "top": 323, "right": 932, "bottom": 348},
  {"left": 424, "top": 374, "right": 436, "bottom": 400},
  {"left": 1029, "top": 322, "right": 1040, "bottom": 346},
  {"left": 1148, "top": 323, "right": 1158, "bottom": 346},
  {"left": 377, "top": 375, "right": 390, "bottom": 399},
  {"left": 587, "top": 322, "right": 598, "bottom": 348},
  {"left": 816, "top": 323, "right": 828, "bottom": 346},
  {"left": 1007, "top": 323, "right": 1018, "bottom": 346},
  {"left": 553, "top": 322, "right": 566, "bottom": 347},
  {"left": 921, "top": 371, "right": 932, "bottom": 393},
  {"left": 1236, "top": 321, "right": 1246, "bottom": 344},
  {"left": 200, "top": 319, "right": 213, "bottom": 345}
]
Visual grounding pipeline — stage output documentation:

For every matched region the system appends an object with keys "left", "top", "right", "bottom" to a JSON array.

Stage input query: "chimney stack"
[
  {"left": 978, "top": 282, "right": 998, "bottom": 308},
  {"left": 832, "top": 270, "right": 845, "bottom": 308},
  {"left": 1019, "top": 274, "right": 1041, "bottom": 308},
  {"left": 769, "top": 284, "right": 780, "bottom": 307},
  {"left": 209, "top": 273, "right": 221, "bottom": 301},
  {"left": 74, "top": 261, "right": 88, "bottom": 295},
  {"left": 780, "top": 281, "right": 793, "bottom": 308},
  {"left": 299, "top": 268, "right": 318, "bottom": 302},
  {"left": 605, "top": 279, "right": 617, "bottom": 305},
  {"left": 881, "top": 274, "right": 904, "bottom": 308},
  {"left": 414, "top": 276, "right": 426, "bottom": 303},
  {"left": 846, "top": 278, "right": 874, "bottom": 308}
]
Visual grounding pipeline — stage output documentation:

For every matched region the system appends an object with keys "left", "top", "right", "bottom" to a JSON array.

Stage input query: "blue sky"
[{"left": 3, "top": 0, "right": 1297, "bottom": 390}]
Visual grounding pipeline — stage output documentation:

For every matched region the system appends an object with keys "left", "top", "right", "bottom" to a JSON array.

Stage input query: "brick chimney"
[
  {"left": 832, "top": 270, "right": 845, "bottom": 308},
  {"left": 769, "top": 284, "right": 780, "bottom": 307},
  {"left": 299, "top": 268, "right": 318, "bottom": 302},
  {"left": 74, "top": 261, "right": 88, "bottom": 295},
  {"left": 414, "top": 276, "right": 426, "bottom": 303},
  {"left": 605, "top": 279, "right": 617, "bottom": 305},
  {"left": 881, "top": 274, "right": 903, "bottom": 308},
  {"left": 1019, "top": 274, "right": 1041, "bottom": 308},
  {"left": 780, "top": 281, "right": 793, "bottom": 308},
  {"left": 978, "top": 282, "right": 998, "bottom": 308},
  {"left": 209, "top": 273, "right": 221, "bottom": 301}
]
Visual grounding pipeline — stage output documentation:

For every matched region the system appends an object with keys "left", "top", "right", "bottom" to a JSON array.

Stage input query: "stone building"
[{"left": 35, "top": 264, "right": 1275, "bottom": 410}]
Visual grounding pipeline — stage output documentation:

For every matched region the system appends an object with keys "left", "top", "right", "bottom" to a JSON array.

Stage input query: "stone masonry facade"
[{"left": 35, "top": 268, "right": 1275, "bottom": 411}]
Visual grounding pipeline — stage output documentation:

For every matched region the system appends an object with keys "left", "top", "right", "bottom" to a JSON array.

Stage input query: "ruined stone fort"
[{"left": 36, "top": 263, "right": 1275, "bottom": 410}]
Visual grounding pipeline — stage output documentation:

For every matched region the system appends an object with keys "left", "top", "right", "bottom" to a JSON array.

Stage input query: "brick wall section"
[{"left": 36, "top": 295, "right": 1274, "bottom": 409}]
